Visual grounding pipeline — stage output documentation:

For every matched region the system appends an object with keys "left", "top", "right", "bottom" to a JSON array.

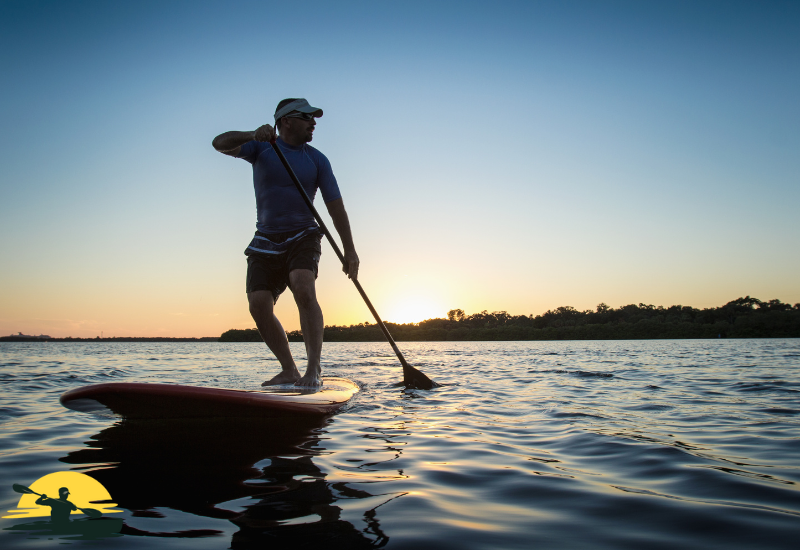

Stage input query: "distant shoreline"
[
  {"left": 224, "top": 295, "right": 800, "bottom": 342},
  {"left": 5, "top": 296, "right": 798, "bottom": 344},
  {"left": 2, "top": 336, "right": 798, "bottom": 343}
]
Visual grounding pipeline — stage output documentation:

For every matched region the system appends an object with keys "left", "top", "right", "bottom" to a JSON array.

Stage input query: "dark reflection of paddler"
[
  {"left": 35, "top": 487, "right": 77, "bottom": 524},
  {"left": 59, "top": 416, "right": 389, "bottom": 546},
  {"left": 230, "top": 455, "right": 388, "bottom": 549}
]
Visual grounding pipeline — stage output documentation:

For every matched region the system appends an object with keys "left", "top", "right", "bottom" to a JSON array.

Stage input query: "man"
[
  {"left": 35, "top": 487, "right": 77, "bottom": 524},
  {"left": 212, "top": 98, "right": 359, "bottom": 387}
]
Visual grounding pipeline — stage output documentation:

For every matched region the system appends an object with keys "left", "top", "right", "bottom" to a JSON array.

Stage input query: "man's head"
[
  {"left": 274, "top": 98, "right": 322, "bottom": 144},
  {"left": 58, "top": 487, "right": 70, "bottom": 499}
]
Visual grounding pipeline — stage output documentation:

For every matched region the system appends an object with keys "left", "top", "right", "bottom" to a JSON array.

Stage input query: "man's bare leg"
[
  {"left": 289, "top": 269, "right": 323, "bottom": 387},
  {"left": 248, "top": 290, "right": 301, "bottom": 386}
]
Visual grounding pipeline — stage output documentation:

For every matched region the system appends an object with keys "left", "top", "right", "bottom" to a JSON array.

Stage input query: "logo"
[
  {"left": 5, "top": 471, "right": 122, "bottom": 522},
  {"left": 3, "top": 471, "right": 124, "bottom": 543}
]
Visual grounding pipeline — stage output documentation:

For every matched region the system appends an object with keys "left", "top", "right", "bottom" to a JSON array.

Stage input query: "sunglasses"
[{"left": 284, "top": 111, "right": 316, "bottom": 121}]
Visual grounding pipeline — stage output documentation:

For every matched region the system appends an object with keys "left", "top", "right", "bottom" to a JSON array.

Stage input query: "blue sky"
[{"left": 1, "top": 0, "right": 798, "bottom": 337}]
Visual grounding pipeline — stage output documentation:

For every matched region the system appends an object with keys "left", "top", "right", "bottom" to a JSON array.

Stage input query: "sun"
[
  {"left": 385, "top": 296, "right": 445, "bottom": 325},
  {"left": 4, "top": 471, "right": 122, "bottom": 519}
]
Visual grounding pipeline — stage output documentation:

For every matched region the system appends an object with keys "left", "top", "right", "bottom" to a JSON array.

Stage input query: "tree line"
[{"left": 218, "top": 296, "right": 800, "bottom": 342}]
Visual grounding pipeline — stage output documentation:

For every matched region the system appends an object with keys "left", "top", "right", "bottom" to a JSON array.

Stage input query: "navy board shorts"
[{"left": 245, "top": 228, "right": 322, "bottom": 301}]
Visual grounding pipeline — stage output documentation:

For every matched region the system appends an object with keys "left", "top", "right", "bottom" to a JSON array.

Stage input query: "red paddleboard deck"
[{"left": 60, "top": 377, "right": 359, "bottom": 419}]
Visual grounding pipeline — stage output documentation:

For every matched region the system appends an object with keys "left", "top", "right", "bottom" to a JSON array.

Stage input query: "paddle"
[
  {"left": 269, "top": 140, "right": 438, "bottom": 389},
  {"left": 12, "top": 484, "right": 103, "bottom": 518}
]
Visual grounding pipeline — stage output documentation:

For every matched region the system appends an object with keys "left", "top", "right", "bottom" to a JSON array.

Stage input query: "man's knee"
[
  {"left": 248, "top": 290, "right": 275, "bottom": 318},
  {"left": 289, "top": 270, "right": 317, "bottom": 309}
]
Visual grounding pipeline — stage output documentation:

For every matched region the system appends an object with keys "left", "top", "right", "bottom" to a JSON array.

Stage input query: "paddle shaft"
[
  {"left": 269, "top": 141, "right": 437, "bottom": 389},
  {"left": 14, "top": 484, "right": 50, "bottom": 498},
  {"left": 12, "top": 484, "right": 101, "bottom": 517}
]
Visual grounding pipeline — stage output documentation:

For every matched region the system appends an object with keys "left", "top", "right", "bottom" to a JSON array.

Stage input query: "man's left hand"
[{"left": 343, "top": 250, "right": 360, "bottom": 280}]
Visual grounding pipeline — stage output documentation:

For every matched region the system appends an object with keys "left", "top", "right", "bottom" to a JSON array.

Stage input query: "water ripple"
[{"left": 0, "top": 339, "right": 799, "bottom": 549}]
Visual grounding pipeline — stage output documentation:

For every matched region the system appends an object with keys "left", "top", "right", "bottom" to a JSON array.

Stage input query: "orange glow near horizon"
[{"left": 382, "top": 294, "right": 448, "bottom": 325}]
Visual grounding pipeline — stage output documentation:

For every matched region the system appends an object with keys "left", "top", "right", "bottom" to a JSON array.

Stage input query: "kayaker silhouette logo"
[{"left": 4, "top": 471, "right": 122, "bottom": 522}]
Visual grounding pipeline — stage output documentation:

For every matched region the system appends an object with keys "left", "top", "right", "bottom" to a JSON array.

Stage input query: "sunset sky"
[{"left": 1, "top": 0, "right": 798, "bottom": 337}]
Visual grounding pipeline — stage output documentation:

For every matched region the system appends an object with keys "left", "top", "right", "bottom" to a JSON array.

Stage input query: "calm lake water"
[{"left": 1, "top": 340, "right": 799, "bottom": 549}]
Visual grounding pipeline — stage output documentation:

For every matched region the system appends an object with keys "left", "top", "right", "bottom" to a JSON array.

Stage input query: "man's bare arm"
[
  {"left": 326, "top": 198, "right": 359, "bottom": 280},
  {"left": 212, "top": 124, "right": 276, "bottom": 157}
]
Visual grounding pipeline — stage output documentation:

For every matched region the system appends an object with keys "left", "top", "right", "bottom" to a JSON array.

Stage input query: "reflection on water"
[
  {"left": 3, "top": 518, "right": 123, "bottom": 542},
  {"left": 1, "top": 340, "right": 799, "bottom": 549},
  {"left": 60, "top": 417, "right": 388, "bottom": 548}
]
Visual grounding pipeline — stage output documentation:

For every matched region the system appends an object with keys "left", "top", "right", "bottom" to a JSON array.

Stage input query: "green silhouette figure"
[{"left": 35, "top": 487, "right": 78, "bottom": 524}]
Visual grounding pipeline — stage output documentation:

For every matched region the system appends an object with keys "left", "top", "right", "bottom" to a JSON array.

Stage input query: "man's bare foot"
[
  {"left": 294, "top": 369, "right": 322, "bottom": 388},
  {"left": 261, "top": 370, "right": 301, "bottom": 386}
]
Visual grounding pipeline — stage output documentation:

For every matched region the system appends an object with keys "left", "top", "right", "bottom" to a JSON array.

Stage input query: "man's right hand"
[{"left": 254, "top": 124, "right": 276, "bottom": 143}]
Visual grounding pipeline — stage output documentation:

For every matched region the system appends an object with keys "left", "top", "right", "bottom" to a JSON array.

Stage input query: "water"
[{"left": 1, "top": 339, "right": 799, "bottom": 549}]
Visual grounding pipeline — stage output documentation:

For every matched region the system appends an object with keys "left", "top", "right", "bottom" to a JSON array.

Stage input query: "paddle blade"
[
  {"left": 81, "top": 507, "right": 102, "bottom": 518},
  {"left": 403, "top": 365, "right": 440, "bottom": 390},
  {"left": 12, "top": 483, "right": 37, "bottom": 495}
]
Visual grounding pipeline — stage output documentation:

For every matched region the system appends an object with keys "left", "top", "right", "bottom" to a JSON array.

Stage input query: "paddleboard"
[{"left": 60, "top": 377, "right": 359, "bottom": 419}]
